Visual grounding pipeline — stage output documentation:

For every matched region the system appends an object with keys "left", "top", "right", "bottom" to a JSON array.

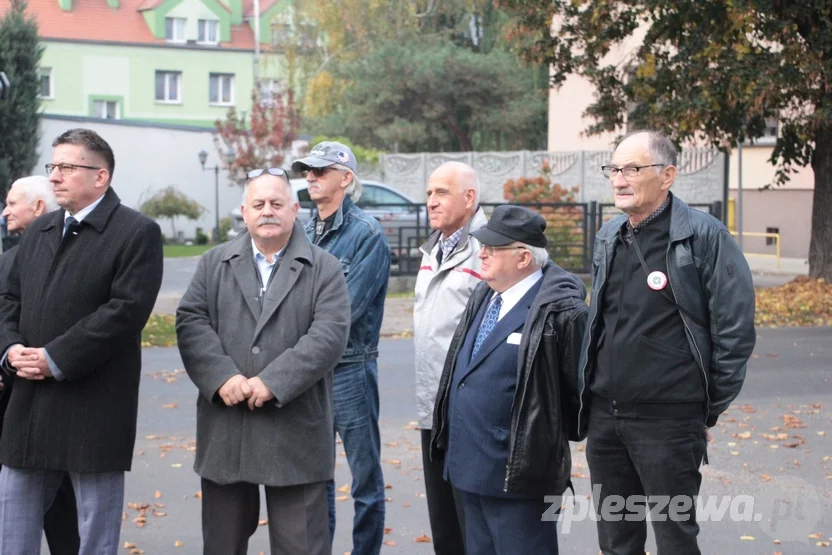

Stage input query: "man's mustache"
[{"left": 257, "top": 217, "right": 281, "bottom": 226}]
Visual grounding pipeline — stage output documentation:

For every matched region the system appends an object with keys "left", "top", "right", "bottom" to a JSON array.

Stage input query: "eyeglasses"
[
  {"left": 303, "top": 167, "right": 344, "bottom": 178},
  {"left": 45, "top": 163, "right": 101, "bottom": 176},
  {"left": 247, "top": 167, "right": 287, "bottom": 180},
  {"left": 601, "top": 164, "right": 666, "bottom": 180},
  {"left": 481, "top": 245, "right": 527, "bottom": 256}
]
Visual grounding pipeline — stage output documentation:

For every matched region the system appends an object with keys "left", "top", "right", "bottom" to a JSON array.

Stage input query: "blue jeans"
[{"left": 327, "top": 360, "right": 385, "bottom": 555}]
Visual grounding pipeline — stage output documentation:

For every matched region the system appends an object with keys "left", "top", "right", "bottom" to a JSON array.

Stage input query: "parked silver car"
[{"left": 227, "top": 179, "right": 427, "bottom": 263}]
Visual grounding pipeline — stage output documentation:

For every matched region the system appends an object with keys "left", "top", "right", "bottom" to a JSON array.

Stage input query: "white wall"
[{"left": 38, "top": 116, "right": 245, "bottom": 240}]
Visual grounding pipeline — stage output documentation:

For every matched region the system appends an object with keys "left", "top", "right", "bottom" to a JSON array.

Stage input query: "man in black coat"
[
  {"left": 0, "top": 175, "right": 80, "bottom": 554},
  {"left": 0, "top": 128, "right": 164, "bottom": 554}
]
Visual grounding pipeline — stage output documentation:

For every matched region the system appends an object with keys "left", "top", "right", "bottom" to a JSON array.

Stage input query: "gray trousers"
[
  {"left": 201, "top": 477, "right": 329, "bottom": 555},
  {"left": 0, "top": 466, "right": 125, "bottom": 555}
]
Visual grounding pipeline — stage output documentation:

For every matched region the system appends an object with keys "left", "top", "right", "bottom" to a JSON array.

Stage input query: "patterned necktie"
[
  {"left": 63, "top": 216, "right": 78, "bottom": 236},
  {"left": 472, "top": 294, "right": 502, "bottom": 357}
]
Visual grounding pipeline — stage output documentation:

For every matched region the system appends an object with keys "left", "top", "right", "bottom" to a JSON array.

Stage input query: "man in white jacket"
[{"left": 414, "top": 161, "right": 487, "bottom": 554}]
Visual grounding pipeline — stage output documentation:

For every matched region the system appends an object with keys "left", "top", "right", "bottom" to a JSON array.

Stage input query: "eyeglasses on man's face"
[
  {"left": 601, "top": 164, "right": 665, "bottom": 180},
  {"left": 303, "top": 166, "right": 345, "bottom": 178},
  {"left": 45, "top": 163, "right": 101, "bottom": 177},
  {"left": 247, "top": 167, "right": 287, "bottom": 180},
  {"left": 481, "top": 244, "right": 527, "bottom": 256}
]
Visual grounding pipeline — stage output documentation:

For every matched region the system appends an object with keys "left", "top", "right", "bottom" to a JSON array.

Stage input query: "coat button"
[
  {"left": 613, "top": 409, "right": 619, "bottom": 416},
  {"left": 251, "top": 346, "right": 260, "bottom": 354},
  {"left": 612, "top": 400, "right": 617, "bottom": 406},
  {"left": 459, "top": 382, "right": 465, "bottom": 389}
]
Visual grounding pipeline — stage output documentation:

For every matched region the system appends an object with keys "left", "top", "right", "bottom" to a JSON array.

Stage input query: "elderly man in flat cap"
[{"left": 430, "top": 205, "right": 588, "bottom": 554}]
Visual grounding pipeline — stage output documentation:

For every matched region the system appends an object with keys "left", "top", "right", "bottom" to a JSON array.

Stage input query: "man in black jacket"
[
  {"left": 431, "top": 205, "right": 587, "bottom": 554},
  {"left": 0, "top": 129, "right": 163, "bottom": 554},
  {"left": 579, "top": 130, "right": 755, "bottom": 554},
  {"left": 0, "top": 175, "right": 80, "bottom": 555}
]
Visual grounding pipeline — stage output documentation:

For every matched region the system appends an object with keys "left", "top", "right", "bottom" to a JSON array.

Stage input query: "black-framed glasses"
[
  {"left": 45, "top": 163, "right": 101, "bottom": 176},
  {"left": 481, "top": 245, "right": 527, "bottom": 256},
  {"left": 247, "top": 167, "right": 287, "bottom": 180},
  {"left": 601, "top": 164, "right": 666, "bottom": 179},
  {"left": 303, "top": 166, "right": 345, "bottom": 178}
]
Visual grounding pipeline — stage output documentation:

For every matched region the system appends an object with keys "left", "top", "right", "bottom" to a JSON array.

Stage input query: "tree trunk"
[
  {"left": 170, "top": 219, "right": 177, "bottom": 242},
  {"left": 809, "top": 124, "right": 832, "bottom": 280},
  {"left": 443, "top": 116, "right": 474, "bottom": 151}
]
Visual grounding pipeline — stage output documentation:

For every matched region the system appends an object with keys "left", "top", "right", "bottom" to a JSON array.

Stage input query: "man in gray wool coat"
[{"left": 176, "top": 167, "right": 350, "bottom": 555}]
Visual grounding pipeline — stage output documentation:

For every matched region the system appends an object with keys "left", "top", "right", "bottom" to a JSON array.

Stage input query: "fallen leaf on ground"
[
  {"left": 336, "top": 495, "right": 349, "bottom": 501},
  {"left": 174, "top": 540, "right": 183, "bottom": 547},
  {"left": 733, "top": 431, "right": 751, "bottom": 439},
  {"left": 194, "top": 491, "right": 202, "bottom": 499},
  {"left": 414, "top": 534, "right": 432, "bottom": 543},
  {"left": 154, "top": 490, "right": 162, "bottom": 499},
  {"left": 124, "top": 543, "right": 137, "bottom": 549},
  {"left": 740, "top": 535, "right": 755, "bottom": 540},
  {"left": 258, "top": 519, "right": 268, "bottom": 526},
  {"left": 384, "top": 540, "right": 397, "bottom": 546},
  {"left": 384, "top": 528, "right": 393, "bottom": 534},
  {"left": 403, "top": 501, "right": 410, "bottom": 507},
  {"left": 162, "top": 403, "right": 178, "bottom": 409},
  {"left": 337, "top": 484, "right": 350, "bottom": 492},
  {"left": 755, "top": 278, "right": 832, "bottom": 327},
  {"left": 810, "top": 533, "right": 823, "bottom": 539}
]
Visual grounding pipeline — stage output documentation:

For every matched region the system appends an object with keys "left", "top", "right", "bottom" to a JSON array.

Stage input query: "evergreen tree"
[{"left": 0, "top": 0, "right": 42, "bottom": 195}]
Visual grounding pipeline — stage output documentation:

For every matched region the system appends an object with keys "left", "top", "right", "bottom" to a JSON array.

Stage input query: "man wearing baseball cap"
[
  {"left": 430, "top": 205, "right": 587, "bottom": 554},
  {"left": 291, "top": 141, "right": 390, "bottom": 555}
]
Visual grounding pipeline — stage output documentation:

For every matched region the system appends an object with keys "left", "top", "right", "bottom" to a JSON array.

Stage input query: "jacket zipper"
[
  {"left": 665, "top": 244, "right": 710, "bottom": 422},
  {"left": 576, "top": 240, "right": 606, "bottom": 438}
]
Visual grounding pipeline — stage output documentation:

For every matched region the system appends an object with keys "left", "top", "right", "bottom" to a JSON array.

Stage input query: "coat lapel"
[
  {"left": 254, "top": 222, "right": 313, "bottom": 340},
  {"left": 227, "top": 240, "right": 261, "bottom": 321}
]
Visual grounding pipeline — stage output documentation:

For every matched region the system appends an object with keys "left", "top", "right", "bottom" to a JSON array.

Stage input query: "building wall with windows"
[
  {"left": 39, "top": 40, "right": 258, "bottom": 127},
  {"left": 6, "top": 0, "right": 290, "bottom": 129}
]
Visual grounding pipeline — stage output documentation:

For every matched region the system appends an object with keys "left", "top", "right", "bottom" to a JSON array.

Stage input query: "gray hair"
[
  {"left": 11, "top": 175, "right": 59, "bottom": 212},
  {"left": 618, "top": 130, "right": 678, "bottom": 167},
  {"left": 332, "top": 163, "right": 362, "bottom": 202},
  {"left": 522, "top": 244, "right": 550, "bottom": 268},
  {"left": 243, "top": 174, "right": 298, "bottom": 204}
]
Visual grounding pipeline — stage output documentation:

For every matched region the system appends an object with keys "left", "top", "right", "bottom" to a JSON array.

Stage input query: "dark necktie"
[
  {"left": 436, "top": 247, "right": 444, "bottom": 267},
  {"left": 63, "top": 216, "right": 79, "bottom": 237}
]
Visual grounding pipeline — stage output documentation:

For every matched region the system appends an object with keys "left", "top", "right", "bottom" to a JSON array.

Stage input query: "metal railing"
[
  {"left": 730, "top": 231, "right": 781, "bottom": 269},
  {"left": 361, "top": 200, "right": 726, "bottom": 277}
]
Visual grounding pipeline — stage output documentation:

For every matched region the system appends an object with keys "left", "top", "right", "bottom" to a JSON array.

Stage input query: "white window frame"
[
  {"left": 155, "top": 71, "right": 182, "bottom": 104},
  {"left": 38, "top": 67, "right": 53, "bottom": 99},
  {"left": 92, "top": 99, "right": 119, "bottom": 120},
  {"left": 197, "top": 19, "right": 219, "bottom": 45},
  {"left": 165, "top": 17, "right": 186, "bottom": 43},
  {"left": 209, "top": 73, "right": 235, "bottom": 106}
]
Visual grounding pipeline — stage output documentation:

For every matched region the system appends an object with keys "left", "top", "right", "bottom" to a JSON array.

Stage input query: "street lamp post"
[{"left": 198, "top": 149, "right": 232, "bottom": 244}]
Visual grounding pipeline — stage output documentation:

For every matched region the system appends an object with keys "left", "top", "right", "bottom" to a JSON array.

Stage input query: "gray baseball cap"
[{"left": 291, "top": 141, "right": 358, "bottom": 173}]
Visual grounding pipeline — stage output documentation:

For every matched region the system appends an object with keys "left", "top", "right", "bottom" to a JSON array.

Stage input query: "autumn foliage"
[
  {"left": 502, "top": 162, "right": 585, "bottom": 269},
  {"left": 213, "top": 88, "right": 300, "bottom": 185},
  {"left": 755, "top": 277, "right": 832, "bottom": 328}
]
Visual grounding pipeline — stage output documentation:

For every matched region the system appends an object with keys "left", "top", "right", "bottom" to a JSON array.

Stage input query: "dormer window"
[
  {"left": 198, "top": 19, "right": 219, "bottom": 45},
  {"left": 165, "top": 17, "right": 186, "bottom": 43}
]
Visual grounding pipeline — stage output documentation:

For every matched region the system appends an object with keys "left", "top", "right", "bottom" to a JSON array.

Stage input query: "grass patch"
[
  {"left": 142, "top": 314, "right": 177, "bottom": 347},
  {"left": 163, "top": 244, "right": 213, "bottom": 258}
]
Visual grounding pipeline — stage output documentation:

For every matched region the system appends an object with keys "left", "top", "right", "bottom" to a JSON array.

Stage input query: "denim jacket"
[{"left": 305, "top": 196, "right": 391, "bottom": 363}]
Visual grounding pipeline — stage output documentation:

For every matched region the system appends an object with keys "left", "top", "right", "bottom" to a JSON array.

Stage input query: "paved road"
[{"left": 36, "top": 328, "right": 831, "bottom": 554}]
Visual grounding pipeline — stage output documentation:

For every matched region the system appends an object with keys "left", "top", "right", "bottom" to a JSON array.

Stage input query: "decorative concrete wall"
[{"left": 380, "top": 149, "right": 726, "bottom": 205}]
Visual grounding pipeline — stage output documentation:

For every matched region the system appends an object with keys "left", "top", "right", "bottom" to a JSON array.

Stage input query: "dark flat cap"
[{"left": 471, "top": 205, "right": 547, "bottom": 248}]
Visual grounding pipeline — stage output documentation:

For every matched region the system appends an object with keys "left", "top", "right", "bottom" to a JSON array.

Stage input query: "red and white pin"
[{"left": 647, "top": 271, "right": 668, "bottom": 291}]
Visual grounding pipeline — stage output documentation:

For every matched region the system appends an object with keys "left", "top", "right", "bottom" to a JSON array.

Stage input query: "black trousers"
[
  {"left": 421, "top": 429, "right": 466, "bottom": 555},
  {"left": 201, "top": 477, "right": 329, "bottom": 555},
  {"left": 586, "top": 407, "right": 707, "bottom": 555}
]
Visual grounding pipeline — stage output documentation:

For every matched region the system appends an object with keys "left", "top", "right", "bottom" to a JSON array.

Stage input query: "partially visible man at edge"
[
  {"left": 414, "top": 161, "right": 487, "bottom": 554},
  {"left": 0, "top": 175, "right": 80, "bottom": 555}
]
